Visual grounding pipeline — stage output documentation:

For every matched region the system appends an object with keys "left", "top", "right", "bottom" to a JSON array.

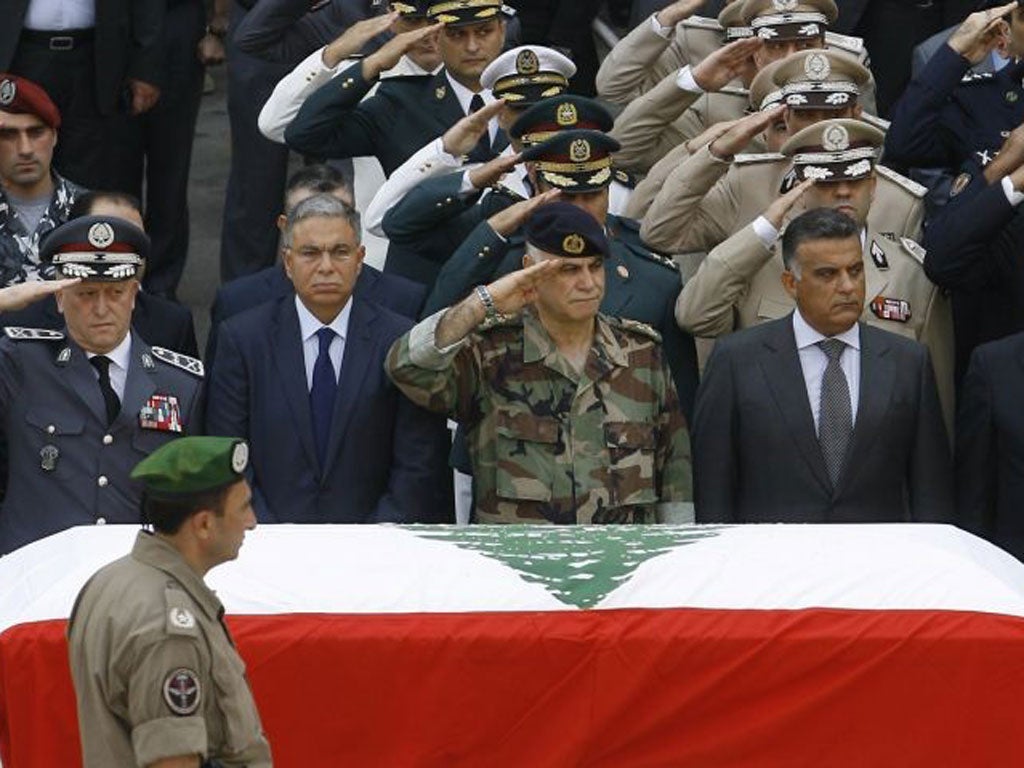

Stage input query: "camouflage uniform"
[
  {"left": 0, "top": 173, "right": 81, "bottom": 285},
  {"left": 387, "top": 308, "right": 693, "bottom": 524}
]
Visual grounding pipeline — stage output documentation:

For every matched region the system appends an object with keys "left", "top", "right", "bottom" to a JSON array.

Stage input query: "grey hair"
[
  {"left": 282, "top": 193, "right": 362, "bottom": 248},
  {"left": 781, "top": 207, "right": 860, "bottom": 277}
]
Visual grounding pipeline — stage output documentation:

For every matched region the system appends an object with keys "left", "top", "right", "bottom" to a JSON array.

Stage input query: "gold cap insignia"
[
  {"left": 516, "top": 49, "right": 540, "bottom": 75},
  {"left": 436, "top": 85, "right": 447, "bottom": 100},
  {"left": 563, "top": 233, "right": 586, "bottom": 255},
  {"left": 556, "top": 102, "right": 578, "bottom": 127},
  {"left": 569, "top": 139, "right": 591, "bottom": 162}
]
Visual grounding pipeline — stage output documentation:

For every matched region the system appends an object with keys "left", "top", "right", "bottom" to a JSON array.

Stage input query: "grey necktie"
[{"left": 817, "top": 338, "right": 852, "bottom": 486}]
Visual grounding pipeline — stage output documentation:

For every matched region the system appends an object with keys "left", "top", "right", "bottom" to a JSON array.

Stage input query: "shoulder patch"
[
  {"left": 151, "top": 347, "right": 204, "bottom": 377},
  {"left": 3, "top": 326, "right": 64, "bottom": 341},
  {"left": 900, "top": 236, "right": 927, "bottom": 265},
  {"left": 875, "top": 164, "right": 927, "bottom": 198},
  {"left": 163, "top": 668, "right": 202, "bottom": 716},
  {"left": 825, "top": 31, "right": 865, "bottom": 55},
  {"left": 613, "top": 167, "right": 637, "bottom": 189},
  {"left": 606, "top": 315, "right": 663, "bottom": 344},
  {"left": 735, "top": 152, "right": 786, "bottom": 165},
  {"left": 164, "top": 587, "right": 200, "bottom": 637},
  {"left": 681, "top": 15, "right": 722, "bottom": 31},
  {"left": 860, "top": 113, "right": 890, "bottom": 132}
]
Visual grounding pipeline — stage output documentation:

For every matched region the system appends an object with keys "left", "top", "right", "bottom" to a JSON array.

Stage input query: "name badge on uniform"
[
  {"left": 139, "top": 394, "right": 183, "bottom": 432},
  {"left": 870, "top": 296, "right": 911, "bottom": 323}
]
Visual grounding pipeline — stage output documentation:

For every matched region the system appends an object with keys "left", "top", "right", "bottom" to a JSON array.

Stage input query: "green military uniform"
[
  {"left": 68, "top": 438, "right": 271, "bottom": 767},
  {"left": 387, "top": 308, "right": 693, "bottom": 524}
]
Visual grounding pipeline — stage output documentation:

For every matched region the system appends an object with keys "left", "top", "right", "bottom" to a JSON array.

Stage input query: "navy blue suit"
[
  {"left": 206, "top": 294, "right": 450, "bottom": 523},
  {"left": 205, "top": 263, "right": 426, "bottom": 365}
]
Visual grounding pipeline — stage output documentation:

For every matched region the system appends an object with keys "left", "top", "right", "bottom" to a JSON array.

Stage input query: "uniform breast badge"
[
  {"left": 870, "top": 296, "right": 911, "bottom": 323},
  {"left": 139, "top": 394, "right": 183, "bottom": 432},
  {"left": 39, "top": 444, "right": 59, "bottom": 472}
]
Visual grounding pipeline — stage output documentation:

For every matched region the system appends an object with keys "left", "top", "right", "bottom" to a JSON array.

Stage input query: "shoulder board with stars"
[
  {"left": 3, "top": 326, "right": 64, "bottom": 342},
  {"left": 613, "top": 167, "right": 637, "bottom": 189},
  {"left": 735, "top": 152, "right": 786, "bottom": 165},
  {"left": 860, "top": 113, "right": 890, "bottom": 132},
  {"left": 825, "top": 31, "right": 865, "bottom": 55},
  {"left": 491, "top": 184, "right": 526, "bottom": 202},
  {"left": 961, "top": 71, "right": 993, "bottom": 85},
  {"left": 720, "top": 85, "right": 750, "bottom": 98},
  {"left": 681, "top": 15, "right": 722, "bottom": 31},
  {"left": 605, "top": 316, "right": 663, "bottom": 344},
  {"left": 900, "top": 236, "right": 927, "bottom": 266},
  {"left": 875, "top": 165, "right": 927, "bottom": 198},
  {"left": 151, "top": 347, "right": 204, "bottom": 377}
]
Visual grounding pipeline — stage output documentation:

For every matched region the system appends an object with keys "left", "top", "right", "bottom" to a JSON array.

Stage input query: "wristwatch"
[{"left": 474, "top": 284, "right": 503, "bottom": 324}]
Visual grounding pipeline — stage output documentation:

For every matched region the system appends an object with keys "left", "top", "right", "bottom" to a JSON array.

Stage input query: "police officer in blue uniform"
[
  {"left": 0, "top": 216, "right": 204, "bottom": 555},
  {"left": 422, "top": 128, "right": 700, "bottom": 420},
  {"left": 886, "top": 2, "right": 1024, "bottom": 178}
]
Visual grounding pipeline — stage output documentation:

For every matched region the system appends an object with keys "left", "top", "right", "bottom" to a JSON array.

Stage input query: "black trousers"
[{"left": 10, "top": 37, "right": 143, "bottom": 192}]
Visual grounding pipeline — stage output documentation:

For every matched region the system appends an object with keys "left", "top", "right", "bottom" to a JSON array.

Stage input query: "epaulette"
[
  {"left": 860, "top": 113, "right": 890, "bottom": 132},
  {"left": 491, "top": 183, "right": 526, "bottom": 202},
  {"left": 612, "top": 167, "right": 637, "bottom": 189},
  {"left": 606, "top": 315, "right": 663, "bottom": 344},
  {"left": 151, "top": 347, "right": 204, "bottom": 377},
  {"left": 612, "top": 218, "right": 680, "bottom": 270},
  {"left": 164, "top": 587, "right": 200, "bottom": 637},
  {"left": 825, "top": 31, "right": 865, "bottom": 55},
  {"left": 681, "top": 16, "right": 723, "bottom": 31},
  {"left": 3, "top": 327, "right": 64, "bottom": 341},
  {"left": 879, "top": 231, "right": 899, "bottom": 243},
  {"left": 735, "top": 152, "right": 786, "bottom": 165},
  {"left": 961, "top": 71, "right": 993, "bottom": 84},
  {"left": 720, "top": 85, "right": 750, "bottom": 97},
  {"left": 875, "top": 164, "right": 927, "bottom": 198},
  {"left": 900, "top": 236, "right": 927, "bottom": 266}
]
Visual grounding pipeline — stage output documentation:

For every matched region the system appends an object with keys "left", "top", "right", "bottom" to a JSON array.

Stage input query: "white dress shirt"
[
  {"left": 24, "top": 0, "right": 95, "bottom": 30},
  {"left": 792, "top": 309, "right": 860, "bottom": 435},
  {"left": 295, "top": 295, "right": 351, "bottom": 390},
  {"left": 444, "top": 72, "right": 498, "bottom": 144},
  {"left": 86, "top": 333, "right": 131, "bottom": 401}
]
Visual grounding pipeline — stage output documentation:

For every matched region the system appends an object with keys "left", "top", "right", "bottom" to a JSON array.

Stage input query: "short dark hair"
[
  {"left": 69, "top": 190, "right": 143, "bottom": 220},
  {"left": 781, "top": 207, "right": 860, "bottom": 272},
  {"left": 285, "top": 164, "right": 352, "bottom": 201},
  {"left": 141, "top": 486, "right": 230, "bottom": 535}
]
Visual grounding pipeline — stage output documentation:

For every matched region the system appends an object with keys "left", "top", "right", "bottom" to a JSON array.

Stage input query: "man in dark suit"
[
  {"left": 207, "top": 194, "right": 449, "bottom": 523},
  {"left": 956, "top": 332, "right": 1024, "bottom": 560},
  {"left": 285, "top": 0, "right": 511, "bottom": 175},
  {"left": 1, "top": 0, "right": 164, "bottom": 192},
  {"left": 692, "top": 207, "right": 952, "bottom": 524},
  {"left": 206, "top": 164, "right": 426, "bottom": 367}
]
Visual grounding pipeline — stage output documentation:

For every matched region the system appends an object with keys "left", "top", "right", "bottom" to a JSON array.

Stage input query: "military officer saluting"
[
  {"left": 0, "top": 215, "right": 204, "bottom": 555},
  {"left": 387, "top": 203, "right": 693, "bottom": 524},
  {"left": 676, "top": 118, "right": 955, "bottom": 431},
  {"left": 68, "top": 437, "right": 272, "bottom": 767}
]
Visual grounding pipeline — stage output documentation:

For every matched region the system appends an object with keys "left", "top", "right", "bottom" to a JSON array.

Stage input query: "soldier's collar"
[
  {"left": 132, "top": 532, "right": 224, "bottom": 620},
  {"left": 522, "top": 309, "right": 556, "bottom": 364},
  {"left": 594, "top": 315, "right": 629, "bottom": 368}
]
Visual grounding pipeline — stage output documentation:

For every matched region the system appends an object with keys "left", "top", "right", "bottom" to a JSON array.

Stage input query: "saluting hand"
[
  {"left": 655, "top": 0, "right": 709, "bottom": 28},
  {"left": 324, "top": 11, "right": 399, "bottom": 68},
  {"left": 484, "top": 258, "right": 565, "bottom": 315},
  {"left": 948, "top": 2, "right": 1015, "bottom": 65},
  {"left": 691, "top": 37, "right": 762, "bottom": 93},
  {"left": 708, "top": 104, "right": 785, "bottom": 160},
  {"left": 468, "top": 151, "right": 521, "bottom": 191},
  {"left": 443, "top": 98, "right": 506, "bottom": 157},
  {"left": 764, "top": 177, "right": 816, "bottom": 229},
  {"left": 362, "top": 21, "right": 444, "bottom": 80},
  {"left": 0, "top": 278, "right": 80, "bottom": 313},
  {"left": 487, "top": 188, "right": 561, "bottom": 237}
]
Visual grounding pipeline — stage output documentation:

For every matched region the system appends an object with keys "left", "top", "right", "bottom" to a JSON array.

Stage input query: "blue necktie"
[{"left": 310, "top": 327, "right": 337, "bottom": 468}]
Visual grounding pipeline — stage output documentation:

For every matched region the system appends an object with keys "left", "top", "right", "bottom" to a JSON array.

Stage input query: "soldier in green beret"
[
  {"left": 387, "top": 202, "right": 693, "bottom": 525},
  {"left": 68, "top": 437, "right": 272, "bottom": 768}
]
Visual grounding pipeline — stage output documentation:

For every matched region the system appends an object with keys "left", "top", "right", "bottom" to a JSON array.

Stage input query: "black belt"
[{"left": 19, "top": 28, "right": 94, "bottom": 51}]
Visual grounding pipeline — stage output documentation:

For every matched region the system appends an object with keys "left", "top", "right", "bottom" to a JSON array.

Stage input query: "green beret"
[{"left": 132, "top": 437, "right": 249, "bottom": 498}]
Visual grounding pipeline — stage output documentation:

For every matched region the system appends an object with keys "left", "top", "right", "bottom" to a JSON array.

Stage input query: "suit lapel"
[
  {"left": 435, "top": 70, "right": 467, "bottom": 132},
  {"left": 63, "top": 341, "right": 108, "bottom": 425},
  {"left": 272, "top": 299, "right": 320, "bottom": 471},
  {"left": 321, "top": 298, "right": 375, "bottom": 476},
  {"left": 759, "top": 317, "right": 833, "bottom": 494},
  {"left": 835, "top": 324, "right": 894, "bottom": 495}
]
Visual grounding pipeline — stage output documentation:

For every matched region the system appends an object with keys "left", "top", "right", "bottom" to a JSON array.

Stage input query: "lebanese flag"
[{"left": 2, "top": 524, "right": 1024, "bottom": 767}]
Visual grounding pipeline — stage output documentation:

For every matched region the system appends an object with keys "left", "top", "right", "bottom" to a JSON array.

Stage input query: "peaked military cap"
[
  {"left": 40, "top": 215, "right": 149, "bottom": 281},
  {"left": 132, "top": 437, "right": 250, "bottom": 499},
  {"left": 390, "top": 0, "right": 430, "bottom": 17},
  {"left": 718, "top": 1, "right": 753, "bottom": 41},
  {"left": 480, "top": 46, "right": 575, "bottom": 107},
  {"left": 426, "top": 0, "right": 513, "bottom": 26},
  {"left": 772, "top": 49, "right": 870, "bottom": 110},
  {"left": 0, "top": 73, "right": 60, "bottom": 129},
  {"left": 509, "top": 95, "right": 614, "bottom": 146},
  {"left": 525, "top": 201, "right": 610, "bottom": 259},
  {"left": 749, "top": 59, "right": 785, "bottom": 110},
  {"left": 520, "top": 129, "right": 620, "bottom": 192},
  {"left": 781, "top": 118, "right": 884, "bottom": 182},
  {"left": 741, "top": 0, "right": 837, "bottom": 41}
]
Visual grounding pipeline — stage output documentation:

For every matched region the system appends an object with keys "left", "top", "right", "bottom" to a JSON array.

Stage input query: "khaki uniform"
[
  {"left": 676, "top": 222, "right": 955, "bottom": 433},
  {"left": 68, "top": 532, "right": 272, "bottom": 768},
  {"left": 386, "top": 309, "right": 693, "bottom": 525},
  {"left": 627, "top": 139, "right": 695, "bottom": 219},
  {"left": 640, "top": 144, "right": 926, "bottom": 255}
]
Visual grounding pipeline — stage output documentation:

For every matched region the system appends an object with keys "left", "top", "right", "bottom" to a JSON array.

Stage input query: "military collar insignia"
[
  {"left": 950, "top": 172, "right": 972, "bottom": 198},
  {"left": 151, "top": 346, "right": 205, "bottom": 377},
  {"left": 4, "top": 326, "right": 65, "bottom": 341},
  {"left": 1007, "top": 90, "right": 1019, "bottom": 103},
  {"left": 436, "top": 85, "right": 446, "bottom": 100},
  {"left": 0, "top": 79, "right": 14, "bottom": 106},
  {"left": 142, "top": 351, "right": 156, "bottom": 370},
  {"left": 56, "top": 346, "right": 72, "bottom": 365},
  {"left": 870, "top": 240, "right": 889, "bottom": 270},
  {"left": 900, "top": 236, "right": 927, "bottom": 265}
]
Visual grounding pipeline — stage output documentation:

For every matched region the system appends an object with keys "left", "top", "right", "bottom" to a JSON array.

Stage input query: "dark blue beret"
[
  {"left": 39, "top": 215, "right": 149, "bottom": 281},
  {"left": 524, "top": 201, "right": 609, "bottom": 259}
]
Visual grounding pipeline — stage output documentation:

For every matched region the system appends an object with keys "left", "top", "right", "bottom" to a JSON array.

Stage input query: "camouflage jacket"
[
  {"left": 387, "top": 309, "right": 693, "bottom": 524},
  {"left": 0, "top": 173, "right": 81, "bottom": 285}
]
